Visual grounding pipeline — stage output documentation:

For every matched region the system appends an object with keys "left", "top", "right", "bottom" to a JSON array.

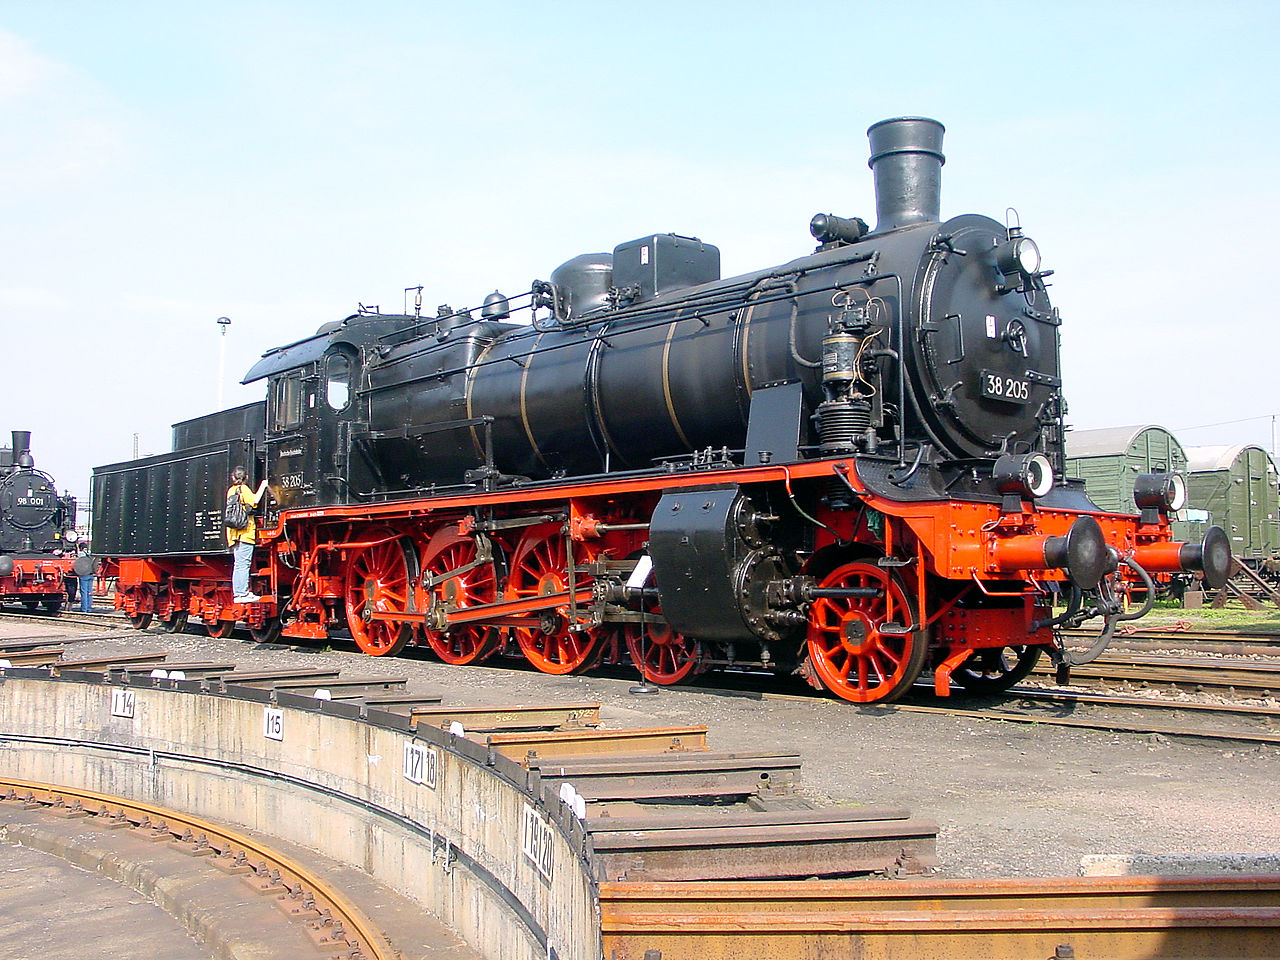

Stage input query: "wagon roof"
[
  {"left": 1064, "top": 424, "right": 1179, "bottom": 459},
  {"left": 1185, "top": 443, "right": 1276, "bottom": 474}
]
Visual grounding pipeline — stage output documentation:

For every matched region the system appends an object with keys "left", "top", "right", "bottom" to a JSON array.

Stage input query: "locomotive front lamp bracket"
[
  {"left": 1133, "top": 472, "right": 1187, "bottom": 523},
  {"left": 993, "top": 452, "right": 1054, "bottom": 510},
  {"left": 994, "top": 226, "right": 1042, "bottom": 293}
]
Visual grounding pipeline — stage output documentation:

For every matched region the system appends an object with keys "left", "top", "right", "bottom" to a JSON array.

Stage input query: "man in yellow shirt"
[{"left": 226, "top": 465, "right": 269, "bottom": 603}]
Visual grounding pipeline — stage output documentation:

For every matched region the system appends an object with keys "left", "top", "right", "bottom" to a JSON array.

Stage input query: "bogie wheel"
[
  {"left": 127, "top": 612, "right": 153, "bottom": 630},
  {"left": 806, "top": 562, "right": 928, "bottom": 703},
  {"left": 418, "top": 526, "right": 500, "bottom": 665},
  {"left": 43, "top": 599, "right": 63, "bottom": 613},
  {"left": 624, "top": 609, "right": 703, "bottom": 685},
  {"left": 953, "top": 644, "right": 1043, "bottom": 694},
  {"left": 506, "top": 522, "right": 600, "bottom": 675},
  {"left": 159, "top": 610, "right": 189, "bottom": 634},
  {"left": 249, "top": 617, "right": 284, "bottom": 644},
  {"left": 345, "top": 535, "right": 414, "bottom": 656},
  {"left": 206, "top": 619, "right": 235, "bottom": 639}
]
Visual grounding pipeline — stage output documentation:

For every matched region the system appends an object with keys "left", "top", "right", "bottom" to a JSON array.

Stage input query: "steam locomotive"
[
  {"left": 1, "top": 431, "right": 79, "bottom": 612},
  {"left": 95, "top": 117, "right": 1230, "bottom": 702}
]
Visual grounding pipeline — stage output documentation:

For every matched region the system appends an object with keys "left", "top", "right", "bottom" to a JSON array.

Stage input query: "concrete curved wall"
[{"left": 0, "top": 671, "right": 600, "bottom": 960}]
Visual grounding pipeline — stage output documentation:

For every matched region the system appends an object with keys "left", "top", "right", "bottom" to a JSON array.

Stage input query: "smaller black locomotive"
[{"left": 0, "top": 431, "right": 79, "bottom": 612}]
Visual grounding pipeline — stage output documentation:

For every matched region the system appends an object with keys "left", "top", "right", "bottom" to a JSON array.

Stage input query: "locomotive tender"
[
  {"left": 95, "top": 117, "right": 1231, "bottom": 702},
  {"left": 1, "top": 431, "right": 78, "bottom": 612}
]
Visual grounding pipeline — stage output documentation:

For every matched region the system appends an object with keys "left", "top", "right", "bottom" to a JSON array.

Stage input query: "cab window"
[
  {"left": 326, "top": 353, "right": 352, "bottom": 411},
  {"left": 270, "top": 374, "right": 305, "bottom": 431}
]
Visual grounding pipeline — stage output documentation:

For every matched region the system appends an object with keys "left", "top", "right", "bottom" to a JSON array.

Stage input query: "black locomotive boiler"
[
  {"left": 1, "top": 431, "right": 79, "bottom": 612},
  {"left": 96, "top": 117, "right": 1230, "bottom": 702}
]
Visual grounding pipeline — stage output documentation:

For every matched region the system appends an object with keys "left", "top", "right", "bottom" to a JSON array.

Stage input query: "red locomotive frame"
[
  {"left": 1, "top": 555, "right": 75, "bottom": 612},
  {"left": 108, "top": 454, "right": 1198, "bottom": 704}
]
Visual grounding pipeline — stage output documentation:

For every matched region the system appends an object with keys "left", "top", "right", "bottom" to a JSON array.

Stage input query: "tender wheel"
[
  {"left": 249, "top": 617, "right": 283, "bottom": 644},
  {"left": 806, "top": 562, "right": 928, "bottom": 703},
  {"left": 418, "top": 526, "right": 500, "bottom": 665},
  {"left": 345, "top": 535, "right": 413, "bottom": 656},
  {"left": 506, "top": 522, "right": 600, "bottom": 674},
  {"left": 158, "top": 610, "right": 189, "bottom": 634},
  {"left": 624, "top": 609, "right": 703, "bottom": 685},
  {"left": 206, "top": 619, "right": 235, "bottom": 638},
  {"left": 127, "top": 612, "right": 153, "bottom": 630},
  {"left": 953, "top": 644, "right": 1043, "bottom": 694}
]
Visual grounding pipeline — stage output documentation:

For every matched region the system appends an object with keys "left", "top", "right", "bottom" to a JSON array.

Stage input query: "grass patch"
[{"left": 1141, "top": 604, "right": 1280, "bottom": 633}]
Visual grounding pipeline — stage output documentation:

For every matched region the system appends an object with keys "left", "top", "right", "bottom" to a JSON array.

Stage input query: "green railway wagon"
[
  {"left": 1064, "top": 424, "right": 1188, "bottom": 515},
  {"left": 1183, "top": 444, "right": 1279, "bottom": 564}
]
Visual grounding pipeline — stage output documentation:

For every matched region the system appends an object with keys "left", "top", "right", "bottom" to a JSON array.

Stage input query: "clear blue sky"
[{"left": 4, "top": 0, "right": 1278, "bottom": 505}]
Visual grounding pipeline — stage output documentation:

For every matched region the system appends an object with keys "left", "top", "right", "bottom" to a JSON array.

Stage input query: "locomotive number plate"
[{"left": 980, "top": 370, "right": 1032, "bottom": 404}]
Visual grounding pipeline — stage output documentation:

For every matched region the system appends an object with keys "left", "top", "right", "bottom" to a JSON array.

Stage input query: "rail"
[{"left": 1, "top": 777, "right": 395, "bottom": 960}]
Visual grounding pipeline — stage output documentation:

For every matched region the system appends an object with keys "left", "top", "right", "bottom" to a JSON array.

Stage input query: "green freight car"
[
  {"left": 1064, "top": 425, "right": 1188, "bottom": 515},
  {"left": 1183, "top": 444, "right": 1279, "bottom": 565}
]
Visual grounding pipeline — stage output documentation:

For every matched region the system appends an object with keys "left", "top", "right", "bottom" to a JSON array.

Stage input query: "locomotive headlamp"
[
  {"left": 993, "top": 452, "right": 1055, "bottom": 501},
  {"left": 1134, "top": 472, "right": 1187, "bottom": 513},
  {"left": 995, "top": 235, "right": 1041, "bottom": 280}
]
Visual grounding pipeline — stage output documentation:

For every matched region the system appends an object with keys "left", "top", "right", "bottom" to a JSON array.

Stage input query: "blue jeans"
[
  {"left": 232, "top": 540, "right": 254, "bottom": 597},
  {"left": 79, "top": 575, "right": 94, "bottom": 612}
]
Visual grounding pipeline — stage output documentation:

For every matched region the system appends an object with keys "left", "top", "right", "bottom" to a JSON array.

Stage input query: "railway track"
[
  {"left": 1034, "top": 654, "right": 1280, "bottom": 697},
  {"left": 599, "top": 876, "right": 1280, "bottom": 959}
]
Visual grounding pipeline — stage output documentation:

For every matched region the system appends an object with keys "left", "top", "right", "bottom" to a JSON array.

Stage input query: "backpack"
[{"left": 224, "top": 489, "right": 250, "bottom": 531}]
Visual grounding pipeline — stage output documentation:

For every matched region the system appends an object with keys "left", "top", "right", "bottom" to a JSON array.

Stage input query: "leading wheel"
[
  {"left": 250, "top": 617, "right": 283, "bottom": 644},
  {"left": 158, "top": 610, "right": 189, "bottom": 634},
  {"left": 624, "top": 608, "right": 703, "bottom": 685},
  {"left": 953, "top": 644, "right": 1043, "bottom": 694},
  {"left": 206, "top": 619, "right": 235, "bottom": 638},
  {"left": 345, "top": 535, "right": 413, "bottom": 656},
  {"left": 506, "top": 523, "right": 600, "bottom": 675},
  {"left": 806, "top": 562, "right": 927, "bottom": 704},
  {"left": 418, "top": 526, "right": 500, "bottom": 665},
  {"left": 127, "top": 612, "right": 153, "bottom": 630}
]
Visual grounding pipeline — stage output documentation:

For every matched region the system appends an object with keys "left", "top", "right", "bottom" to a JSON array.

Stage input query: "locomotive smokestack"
[
  {"left": 867, "top": 117, "right": 945, "bottom": 232},
  {"left": 10, "top": 430, "right": 33, "bottom": 469}
]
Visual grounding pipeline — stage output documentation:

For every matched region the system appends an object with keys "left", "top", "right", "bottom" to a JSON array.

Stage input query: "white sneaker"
[{"left": 234, "top": 593, "right": 261, "bottom": 604}]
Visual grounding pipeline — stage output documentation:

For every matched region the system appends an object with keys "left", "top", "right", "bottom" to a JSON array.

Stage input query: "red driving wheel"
[
  {"left": 806, "top": 561, "right": 927, "bottom": 703},
  {"left": 344, "top": 536, "right": 413, "bottom": 656},
  {"left": 623, "top": 608, "right": 703, "bottom": 685},
  {"left": 506, "top": 523, "right": 600, "bottom": 674},
  {"left": 418, "top": 525, "right": 500, "bottom": 665}
]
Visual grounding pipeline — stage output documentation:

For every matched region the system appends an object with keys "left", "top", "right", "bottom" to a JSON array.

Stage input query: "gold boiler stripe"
[
  {"left": 465, "top": 339, "right": 498, "bottom": 460},
  {"left": 739, "top": 297, "right": 757, "bottom": 399},
  {"left": 661, "top": 309, "right": 695, "bottom": 451},
  {"left": 519, "top": 333, "right": 550, "bottom": 471},
  {"left": 587, "top": 331, "right": 625, "bottom": 466}
]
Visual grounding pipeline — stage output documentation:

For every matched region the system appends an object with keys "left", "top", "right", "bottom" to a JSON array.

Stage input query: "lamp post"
[{"left": 216, "top": 317, "right": 231, "bottom": 409}]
